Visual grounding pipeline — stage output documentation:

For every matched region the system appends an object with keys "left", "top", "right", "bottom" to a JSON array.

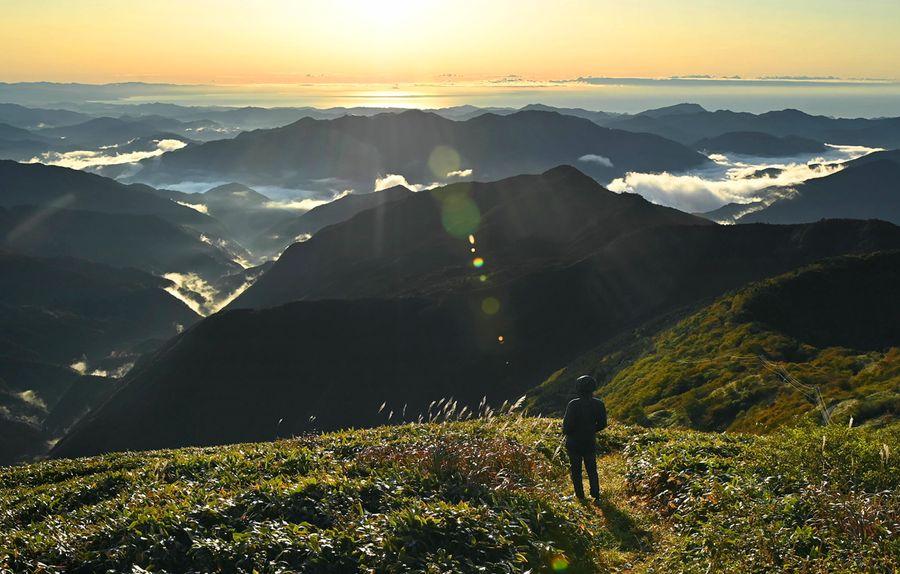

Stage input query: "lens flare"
[
  {"left": 428, "top": 145, "right": 461, "bottom": 179},
  {"left": 551, "top": 555, "right": 569, "bottom": 571},
  {"left": 497, "top": 335, "right": 505, "bottom": 344},
  {"left": 441, "top": 197, "right": 480, "bottom": 237},
  {"left": 481, "top": 297, "right": 500, "bottom": 315},
  {"left": 468, "top": 234, "right": 476, "bottom": 244},
  {"left": 438, "top": 188, "right": 480, "bottom": 237},
  {"left": 479, "top": 274, "right": 488, "bottom": 282},
  {"left": 473, "top": 257, "right": 485, "bottom": 269}
]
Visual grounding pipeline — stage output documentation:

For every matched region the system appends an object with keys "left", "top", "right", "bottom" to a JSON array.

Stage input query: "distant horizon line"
[{"left": 2, "top": 75, "right": 900, "bottom": 88}]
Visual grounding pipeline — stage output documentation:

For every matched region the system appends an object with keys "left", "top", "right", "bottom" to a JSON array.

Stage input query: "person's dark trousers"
[{"left": 566, "top": 441, "right": 599, "bottom": 499}]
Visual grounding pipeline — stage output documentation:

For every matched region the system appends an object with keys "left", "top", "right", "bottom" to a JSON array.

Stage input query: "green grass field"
[
  {"left": 531, "top": 252, "right": 900, "bottom": 433},
  {"left": 2, "top": 416, "right": 897, "bottom": 573}
]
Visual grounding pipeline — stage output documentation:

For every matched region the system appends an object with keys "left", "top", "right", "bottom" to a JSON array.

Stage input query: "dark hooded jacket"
[{"left": 562, "top": 396, "right": 607, "bottom": 449}]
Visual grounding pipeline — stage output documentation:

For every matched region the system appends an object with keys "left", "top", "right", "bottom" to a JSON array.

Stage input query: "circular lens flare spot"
[
  {"left": 479, "top": 274, "right": 488, "bottom": 283},
  {"left": 472, "top": 257, "right": 485, "bottom": 269},
  {"left": 428, "top": 145, "right": 461, "bottom": 179},
  {"left": 551, "top": 555, "right": 569, "bottom": 571},
  {"left": 497, "top": 335, "right": 505, "bottom": 344},
  {"left": 482, "top": 297, "right": 500, "bottom": 315},
  {"left": 441, "top": 194, "right": 480, "bottom": 237},
  {"left": 468, "top": 234, "right": 476, "bottom": 245}
]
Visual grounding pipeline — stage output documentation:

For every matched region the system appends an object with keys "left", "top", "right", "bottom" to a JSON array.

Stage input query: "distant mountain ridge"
[
  {"left": 694, "top": 131, "right": 827, "bottom": 156},
  {"left": 133, "top": 110, "right": 710, "bottom": 190},
  {"left": 604, "top": 105, "right": 900, "bottom": 147}
]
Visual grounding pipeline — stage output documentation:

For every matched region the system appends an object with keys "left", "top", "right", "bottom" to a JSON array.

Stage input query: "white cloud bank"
[
  {"left": 375, "top": 174, "right": 440, "bottom": 192},
  {"left": 261, "top": 189, "right": 351, "bottom": 211},
  {"left": 176, "top": 200, "right": 209, "bottom": 214},
  {"left": 29, "top": 139, "right": 187, "bottom": 170},
  {"left": 607, "top": 144, "right": 881, "bottom": 213},
  {"left": 446, "top": 168, "right": 473, "bottom": 178},
  {"left": 578, "top": 154, "right": 614, "bottom": 168}
]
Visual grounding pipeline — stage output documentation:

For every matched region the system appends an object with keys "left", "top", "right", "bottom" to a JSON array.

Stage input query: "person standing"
[{"left": 562, "top": 375, "right": 607, "bottom": 502}]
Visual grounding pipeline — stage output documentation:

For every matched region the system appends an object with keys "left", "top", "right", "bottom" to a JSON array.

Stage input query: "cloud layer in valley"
[
  {"left": 163, "top": 272, "right": 255, "bottom": 316},
  {"left": 607, "top": 144, "right": 881, "bottom": 213},
  {"left": 29, "top": 139, "right": 187, "bottom": 171}
]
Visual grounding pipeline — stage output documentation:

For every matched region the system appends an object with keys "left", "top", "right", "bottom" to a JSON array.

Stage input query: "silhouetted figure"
[{"left": 563, "top": 375, "right": 607, "bottom": 501}]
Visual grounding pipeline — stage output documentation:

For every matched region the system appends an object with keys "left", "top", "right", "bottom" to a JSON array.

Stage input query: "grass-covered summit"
[{"left": 2, "top": 416, "right": 897, "bottom": 573}]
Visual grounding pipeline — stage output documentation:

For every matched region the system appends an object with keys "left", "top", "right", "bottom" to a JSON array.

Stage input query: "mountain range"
[
  {"left": 0, "top": 95, "right": 898, "bottom": 463},
  {"left": 602, "top": 104, "right": 900, "bottom": 148},
  {"left": 131, "top": 110, "right": 710, "bottom": 190},
  {"left": 52, "top": 166, "right": 900, "bottom": 457}
]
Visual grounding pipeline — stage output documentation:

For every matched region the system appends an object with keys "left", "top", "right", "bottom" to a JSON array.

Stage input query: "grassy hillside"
[
  {"left": 531, "top": 251, "right": 900, "bottom": 432},
  {"left": 2, "top": 417, "right": 897, "bottom": 573}
]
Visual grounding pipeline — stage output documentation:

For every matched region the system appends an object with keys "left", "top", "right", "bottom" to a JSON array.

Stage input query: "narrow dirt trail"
[{"left": 570, "top": 453, "right": 677, "bottom": 572}]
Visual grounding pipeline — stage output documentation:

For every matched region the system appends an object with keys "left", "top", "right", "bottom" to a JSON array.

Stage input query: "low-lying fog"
[{"left": 608, "top": 144, "right": 881, "bottom": 214}]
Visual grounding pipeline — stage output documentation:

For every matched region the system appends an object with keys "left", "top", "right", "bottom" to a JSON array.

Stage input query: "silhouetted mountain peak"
[
  {"left": 539, "top": 164, "right": 604, "bottom": 188},
  {"left": 204, "top": 182, "right": 269, "bottom": 202},
  {"left": 638, "top": 103, "right": 707, "bottom": 118},
  {"left": 764, "top": 108, "right": 815, "bottom": 119}
]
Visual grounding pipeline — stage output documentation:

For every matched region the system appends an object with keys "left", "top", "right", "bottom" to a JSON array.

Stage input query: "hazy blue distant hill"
[
  {"left": 250, "top": 185, "right": 414, "bottom": 256},
  {"left": 0, "top": 123, "right": 52, "bottom": 160},
  {"left": 0, "top": 123, "right": 42, "bottom": 142},
  {"left": 694, "top": 131, "right": 827, "bottom": 156},
  {"left": 36, "top": 117, "right": 192, "bottom": 149},
  {"left": 0, "top": 103, "right": 90, "bottom": 130},
  {"left": 133, "top": 110, "right": 710, "bottom": 190},
  {"left": 0, "top": 160, "right": 210, "bottom": 226},
  {"left": 637, "top": 102, "right": 708, "bottom": 118},
  {"left": 739, "top": 159, "right": 900, "bottom": 224},
  {"left": 606, "top": 106, "right": 900, "bottom": 147},
  {"left": 519, "top": 103, "right": 623, "bottom": 124}
]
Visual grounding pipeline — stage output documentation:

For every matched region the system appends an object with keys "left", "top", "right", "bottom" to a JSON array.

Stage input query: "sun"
[{"left": 347, "top": 0, "right": 435, "bottom": 26}]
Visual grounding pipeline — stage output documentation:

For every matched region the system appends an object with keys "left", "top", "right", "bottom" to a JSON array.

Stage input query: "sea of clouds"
[{"left": 607, "top": 144, "right": 881, "bottom": 213}]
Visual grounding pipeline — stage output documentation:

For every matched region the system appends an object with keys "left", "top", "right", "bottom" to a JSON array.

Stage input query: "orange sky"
[{"left": 3, "top": 0, "right": 899, "bottom": 84}]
